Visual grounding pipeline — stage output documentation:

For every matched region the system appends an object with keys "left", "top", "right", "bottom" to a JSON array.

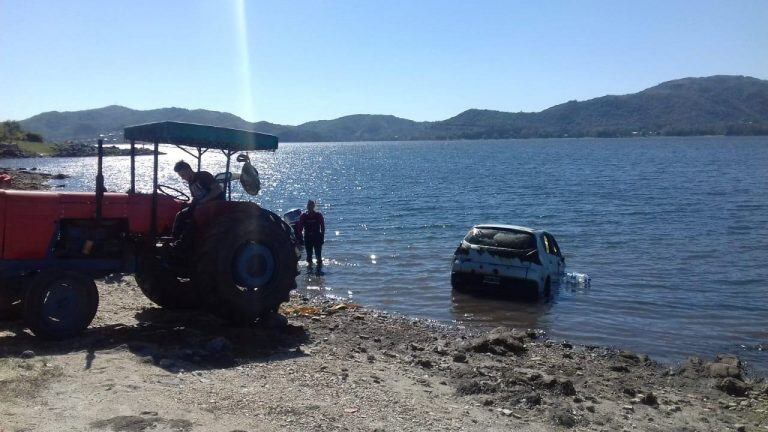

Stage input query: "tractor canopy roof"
[{"left": 123, "top": 121, "right": 278, "bottom": 152}]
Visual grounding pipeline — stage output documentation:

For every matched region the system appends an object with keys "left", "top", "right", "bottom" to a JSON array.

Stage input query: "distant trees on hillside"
[
  {"left": 725, "top": 122, "right": 768, "bottom": 136},
  {"left": 1, "top": 120, "right": 44, "bottom": 143},
  {"left": 14, "top": 75, "right": 768, "bottom": 142}
]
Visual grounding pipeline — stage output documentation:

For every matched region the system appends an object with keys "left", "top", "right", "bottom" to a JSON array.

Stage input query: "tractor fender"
[{"left": 193, "top": 200, "right": 260, "bottom": 231}]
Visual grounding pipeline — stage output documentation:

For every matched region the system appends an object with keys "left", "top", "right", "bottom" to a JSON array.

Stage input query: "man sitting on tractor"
[{"left": 171, "top": 160, "right": 225, "bottom": 247}]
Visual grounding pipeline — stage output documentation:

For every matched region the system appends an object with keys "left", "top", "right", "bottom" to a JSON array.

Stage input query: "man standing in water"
[{"left": 297, "top": 200, "right": 325, "bottom": 275}]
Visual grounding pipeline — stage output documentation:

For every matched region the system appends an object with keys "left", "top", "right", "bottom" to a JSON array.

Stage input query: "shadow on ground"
[{"left": 0, "top": 307, "right": 309, "bottom": 373}]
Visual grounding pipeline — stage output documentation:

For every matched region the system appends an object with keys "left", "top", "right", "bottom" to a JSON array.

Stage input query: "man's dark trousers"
[{"left": 305, "top": 238, "right": 322, "bottom": 269}]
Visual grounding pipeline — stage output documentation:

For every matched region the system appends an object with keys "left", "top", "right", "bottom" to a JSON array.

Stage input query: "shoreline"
[
  {"left": 0, "top": 168, "right": 765, "bottom": 378},
  {"left": 0, "top": 163, "right": 764, "bottom": 377},
  {"left": 348, "top": 303, "right": 768, "bottom": 380},
  {"left": 1, "top": 277, "right": 765, "bottom": 431},
  {"left": 1, "top": 142, "right": 160, "bottom": 158}
]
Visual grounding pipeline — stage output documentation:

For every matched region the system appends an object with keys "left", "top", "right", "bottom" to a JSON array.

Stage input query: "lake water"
[{"left": 3, "top": 136, "right": 767, "bottom": 373}]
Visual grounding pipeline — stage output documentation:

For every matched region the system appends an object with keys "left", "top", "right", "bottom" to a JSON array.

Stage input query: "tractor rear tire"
[
  {"left": 135, "top": 252, "right": 201, "bottom": 310},
  {"left": 0, "top": 280, "right": 23, "bottom": 320},
  {"left": 23, "top": 270, "right": 98, "bottom": 339},
  {"left": 194, "top": 205, "right": 298, "bottom": 324}
]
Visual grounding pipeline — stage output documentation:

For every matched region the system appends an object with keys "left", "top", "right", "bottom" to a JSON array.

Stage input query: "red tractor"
[{"left": 0, "top": 122, "right": 299, "bottom": 339}]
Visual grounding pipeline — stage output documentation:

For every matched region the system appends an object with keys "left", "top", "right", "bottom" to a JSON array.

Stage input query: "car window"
[
  {"left": 464, "top": 228, "right": 536, "bottom": 250},
  {"left": 544, "top": 233, "right": 561, "bottom": 256}
]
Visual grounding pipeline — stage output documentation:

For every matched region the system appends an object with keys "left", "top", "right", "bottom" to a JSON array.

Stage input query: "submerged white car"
[{"left": 451, "top": 224, "right": 565, "bottom": 298}]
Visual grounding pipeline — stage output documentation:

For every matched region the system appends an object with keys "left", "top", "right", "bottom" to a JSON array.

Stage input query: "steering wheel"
[{"left": 157, "top": 184, "right": 190, "bottom": 202}]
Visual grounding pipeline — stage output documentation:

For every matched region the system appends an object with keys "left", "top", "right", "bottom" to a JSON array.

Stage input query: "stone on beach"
[
  {"left": 678, "top": 354, "right": 744, "bottom": 380},
  {"left": 551, "top": 406, "right": 576, "bottom": 427},
  {"left": 640, "top": 392, "right": 659, "bottom": 407},
  {"left": 705, "top": 353, "right": 743, "bottom": 379},
  {"left": 452, "top": 352, "right": 467, "bottom": 363},
  {"left": 717, "top": 377, "right": 750, "bottom": 397},
  {"left": 559, "top": 380, "right": 577, "bottom": 396},
  {"left": 464, "top": 328, "right": 527, "bottom": 356},
  {"left": 707, "top": 362, "right": 741, "bottom": 379}
]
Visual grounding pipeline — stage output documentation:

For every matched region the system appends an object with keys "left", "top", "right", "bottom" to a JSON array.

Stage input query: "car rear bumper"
[{"left": 451, "top": 271, "right": 541, "bottom": 297}]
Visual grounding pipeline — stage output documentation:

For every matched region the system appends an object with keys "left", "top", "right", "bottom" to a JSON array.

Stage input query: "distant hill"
[
  {"left": 297, "top": 114, "right": 430, "bottom": 141},
  {"left": 18, "top": 105, "right": 306, "bottom": 142},
  {"left": 17, "top": 75, "right": 768, "bottom": 142}
]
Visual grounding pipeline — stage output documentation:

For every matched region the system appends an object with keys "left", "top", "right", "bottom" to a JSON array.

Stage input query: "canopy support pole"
[
  {"left": 174, "top": 144, "right": 198, "bottom": 159},
  {"left": 129, "top": 139, "right": 136, "bottom": 193},
  {"left": 95, "top": 138, "right": 104, "bottom": 220},
  {"left": 222, "top": 149, "right": 235, "bottom": 201},
  {"left": 172, "top": 144, "right": 209, "bottom": 171},
  {"left": 151, "top": 140, "right": 159, "bottom": 237}
]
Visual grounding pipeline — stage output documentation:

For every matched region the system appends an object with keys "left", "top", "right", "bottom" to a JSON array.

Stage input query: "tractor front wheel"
[
  {"left": 195, "top": 205, "right": 298, "bottom": 324},
  {"left": 23, "top": 270, "right": 99, "bottom": 339}
]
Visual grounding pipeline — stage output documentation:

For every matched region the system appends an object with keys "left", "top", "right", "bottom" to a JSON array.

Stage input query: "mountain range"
[{"left": 17, "top": 75, "right": 768, "bottom": 142}]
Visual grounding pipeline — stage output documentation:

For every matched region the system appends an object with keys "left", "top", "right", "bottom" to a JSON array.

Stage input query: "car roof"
[
  {"left": 123, "top": 121, "right": 278, "bottom": 152},
  {"left": 473, "top": 224, "right": 543, "bottom": 234}
]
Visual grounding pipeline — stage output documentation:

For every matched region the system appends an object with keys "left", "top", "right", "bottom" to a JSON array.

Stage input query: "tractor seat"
[{"left": 214, "top": 172, "right": 239, "bottom": 186}]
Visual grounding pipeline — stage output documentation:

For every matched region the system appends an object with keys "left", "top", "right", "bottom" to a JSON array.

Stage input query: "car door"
[
  {"left": 539, "top": 233, "right": 555, "bottom": 279},
  {"left": 543, "top": 232, "right": 565, "bottom": 277}
]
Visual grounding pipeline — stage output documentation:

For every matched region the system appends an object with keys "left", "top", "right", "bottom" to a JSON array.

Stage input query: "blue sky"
[{"left": 1, "top": 0, "right": 766, "bottom": 124}]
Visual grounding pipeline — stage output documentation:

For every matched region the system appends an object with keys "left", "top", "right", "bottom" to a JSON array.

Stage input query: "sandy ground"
[{"left": 0, "top": 277, "right": 767, "bottom": 432}]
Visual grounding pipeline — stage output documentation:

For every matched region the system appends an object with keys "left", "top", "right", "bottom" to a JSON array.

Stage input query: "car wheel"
[{"left": 450, "top": 273, "right": 468, "bottom": 293}]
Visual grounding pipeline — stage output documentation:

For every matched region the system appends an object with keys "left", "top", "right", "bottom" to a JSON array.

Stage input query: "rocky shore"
[
  {"left": 0, "top": 277, "right": 765, "bottom": 431},
  {"left": 1, "top": 142, "right": 159, "bottom": 158},
  {"left": 0, "top": 144, "right": 38, "bottom": 158},
  {"left": 49, "top": 143, "right": 158, "bottom": 158},
  {"left": 0, "top": 167, "right": 68, "bottom": 190}
]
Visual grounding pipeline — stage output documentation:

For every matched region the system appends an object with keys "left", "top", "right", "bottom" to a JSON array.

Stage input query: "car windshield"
[{"left": 464, "top": 228, "right": 536, "bottom": 250}]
